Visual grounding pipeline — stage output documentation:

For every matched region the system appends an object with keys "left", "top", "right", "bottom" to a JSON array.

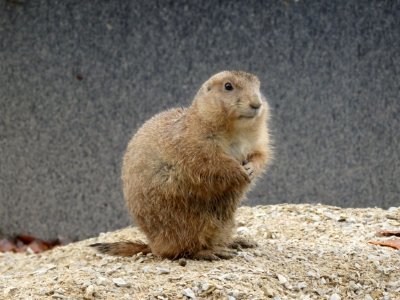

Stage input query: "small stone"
[
  {"left": 364, "top": 295, "right": 373, "bottom": 300},
  {"left": 106, "top": 263, "right": 123, "bottom": 275},
  {"left": 315, "top": 289, "right": 326, "bottom": 296},
  {"left": 200, "top": 282, "right": 209, "bottom": 292},
  {"left": 262, "top": 286, "right": 275, "bottom": 297},
  {"left": 26, "top": 247, "right": 35, "bottom": 254},
  {"left": 387, "top": 281, "right": 400, "bottom": 288},
  {"left": 221, "top": 273, "right": 236, "bottom": 281},
  {"left": 97, "top": 276, "right": 108, "bottom": 286},
  {"left": 34, "top": 268, "right": 49, "bottom": 275},
  {"left": 237, "top": 226, "right": 250, "bottom": 234},
  {"left": 113, "top": 278, "right": 131, "bottom": 287},
  {"left": 142, "top": 266, "right": 152, "bottom": 273},
  {"left": 238, "top": 251, "right": 254, "bottom": 262},
  {"left": 297, "top": 282, "right": 307, "bottom": 289},
  {"left": 178, "top": 258, "right": 187, "bottom": 267},
  {"left": 81, "top": 280, "right": 93, "bottom": 288},
  {"left": 349, "top": 281, "right": 360, "bottom": 291},
  {"left": 277, "top": 274, "right": 288, "bottom": 284},
  {"left": 156, "top": 267, "right": 170, "bottom": 274},
  {"left": 55, "top": 288, "right": 65, "bottom": 294},
  {"left": 4, "top": 287, "right": 17, "bottom": 297},
  {"left": 136, "top": 257, "right": 145, "bottom": 263},
  {"left": 84, "top": 285, "right": 95, "bottom": 299},
  {"left": 329, "top": 293, "right": 341, "bottom": 300},
  {"left": 307, "top": 270, "right": 319, "bottom": 278},
  {"left": 182, "top": 288, "right": 196, "bottom": 299}
]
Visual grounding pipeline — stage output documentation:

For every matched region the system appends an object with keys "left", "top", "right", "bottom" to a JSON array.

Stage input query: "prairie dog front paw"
[{"left": 242, "top": 160, "right": 255, "bottom": 180}]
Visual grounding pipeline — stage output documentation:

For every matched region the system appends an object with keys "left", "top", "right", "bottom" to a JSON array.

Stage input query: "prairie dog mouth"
[{"left": 239, "top": 106, "right": 262, "bottom": 119}]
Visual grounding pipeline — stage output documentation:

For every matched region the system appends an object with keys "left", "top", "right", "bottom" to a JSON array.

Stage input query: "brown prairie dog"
[{"left": 91, "top": 70, "right": 272, "bottom": 260}]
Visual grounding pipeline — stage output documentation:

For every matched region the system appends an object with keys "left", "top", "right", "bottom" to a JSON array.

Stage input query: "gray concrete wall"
[{"left": 0, "top": 0, "right": 399, "bottom": 240}]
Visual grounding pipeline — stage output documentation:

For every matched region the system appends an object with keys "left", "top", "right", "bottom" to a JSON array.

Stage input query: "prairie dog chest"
[{"left": 228, "top": 134, "right": 256, "bottom": 163}]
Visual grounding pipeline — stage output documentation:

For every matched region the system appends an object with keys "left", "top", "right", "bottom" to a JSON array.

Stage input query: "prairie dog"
[{"left": 91, "top": 71, "right": 272, "bottom": 260}]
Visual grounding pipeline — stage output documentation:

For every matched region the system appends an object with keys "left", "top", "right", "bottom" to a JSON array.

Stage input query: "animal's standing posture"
[{"left": 91, "top": 71, "right": 272, "bottom": 260}]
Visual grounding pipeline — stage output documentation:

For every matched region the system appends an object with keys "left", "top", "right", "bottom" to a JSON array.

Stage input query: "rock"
[
  {"left": 297, "top": 282, "right": 307, "bottom": 289},
  {"left": 34, "top": 268, "right": 50, "bottom": 275},
  {"left": 142, "top": 266, "right": 152, "bottom": 273},
  {"left": 182, "top": 288, "right": 196, "bottom": 299},
  {"left": 329, "top": 293, "right": 341, "bottom": 300},
  {"left": 136, "top": 257, "right": 145, "bottom": 263},
  {"left": 96, "top": 276, "right": 108, "bottom": 286},
  {"left": 156, "top": 267, "right": 170, "bottom": 274},
  {"left": 277, "top": 274, "right": 288, "bottom": 284},
  {"left": 261, "top": 286, "right": 275, "bottom": 297},
  {"left": 113, "top": 278, "right": 131, "bottom": 287},
  {"left": 4, "top": 287, "right": 17, "bottom": 297},
  {"left": 84, "top": 284, "right": 95, "bottom": 299}
]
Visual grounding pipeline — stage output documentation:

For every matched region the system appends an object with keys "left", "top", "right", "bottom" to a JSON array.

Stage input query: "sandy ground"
[{"left": 1, "top": 204, "right": 399, "bottom": 300}]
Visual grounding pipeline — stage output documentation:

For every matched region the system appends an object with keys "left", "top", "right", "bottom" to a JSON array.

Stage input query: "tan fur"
[{"left": 91, "top": 71, "right": 272, "bottom": 260}]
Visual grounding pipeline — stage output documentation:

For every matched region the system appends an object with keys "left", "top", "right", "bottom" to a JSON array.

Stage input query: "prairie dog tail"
[{"left": 90, "top": 241, "right": 151, "bottom": 257}]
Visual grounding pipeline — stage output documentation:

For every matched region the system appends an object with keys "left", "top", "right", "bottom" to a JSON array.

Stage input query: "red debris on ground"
[
  {"left": 0, "top": 234, "right": 70, "bottom": 254},
  {"left": 377, "top": 229, "right": 400, "bottom": 237},
  {"left": 369, "top": 238, "right": 400, "bottom": 250}
]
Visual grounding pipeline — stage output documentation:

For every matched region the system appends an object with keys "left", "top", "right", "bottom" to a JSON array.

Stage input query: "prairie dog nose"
[{"left": 249, "top": 101, "right": 262, "bottom": 109}]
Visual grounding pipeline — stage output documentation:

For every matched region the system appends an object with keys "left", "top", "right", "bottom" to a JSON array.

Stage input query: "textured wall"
[{"left": 0, "top": 0, "right": 399, "bottom": 240}]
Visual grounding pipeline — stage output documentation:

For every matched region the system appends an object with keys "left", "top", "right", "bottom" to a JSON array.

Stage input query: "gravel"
[{"left": 0, "top": 204, "right": 399, "bottom": 299}]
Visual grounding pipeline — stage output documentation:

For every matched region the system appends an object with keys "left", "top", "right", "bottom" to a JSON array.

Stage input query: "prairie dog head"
[{"left": 192, "top": 71, "right": 269, "bottom": 129}]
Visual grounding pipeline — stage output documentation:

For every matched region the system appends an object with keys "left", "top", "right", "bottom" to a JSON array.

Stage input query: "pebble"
[
  {"left": 329, "top": 293, "right": 341, "bottom": 300},
  {"left": 238, "top": 251, "right": 254, "bottom": 262},
  {"left": 262, "top": 286, "right": 275, "bottom": 297},
  {"left": 306, "top": 270, "right": 319, "bottom": 278},
  {"left": 96, "top": 276, "right": 108, "bottom": 285},
  {"left": 237, "top": 226, "right": 250, "bottom": 234},
  {"left": 4, "top": 287, "right": 17, "bottom": 297},
  {"left": 84, "top": 285, "right": 95, "bottom": 298},
  {"left": 34, "top": 268, "right": 50, "bottom": 275},
  {"left": 364, "top": 295, "right": 373, "bottom": 300},
  {"left": 156, "top": 267, "right": 170, "bottom": 274},
  {"left": 113, "top": 278, "right": 131, "bottom": 287},
  {"left": 136, "top": 257, "right": 145, "bottom": 263},
  {"left": 182, "top": 288, "right": 196, "bottom": 299},
  {"left": 142, "top": 266, "right": 152, "bottom": 273},
  {"left": 106, "top": 263, "right": 123, "bottom": 275},
  {"left": 297, "top": 282, "right": 307, "bottom": 289},
  {"left": 277, "top": 274, "right": 288, "bottom": 284}
]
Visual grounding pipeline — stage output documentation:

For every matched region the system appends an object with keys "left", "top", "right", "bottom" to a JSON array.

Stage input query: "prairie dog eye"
[{"left": 224, "top": 82, "right": 233, "bottom": 91}]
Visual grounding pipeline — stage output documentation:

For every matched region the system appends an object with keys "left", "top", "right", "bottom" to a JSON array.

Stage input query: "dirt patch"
[{"left": 1, "top": 204, "right": 399, "bottom": 299}]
